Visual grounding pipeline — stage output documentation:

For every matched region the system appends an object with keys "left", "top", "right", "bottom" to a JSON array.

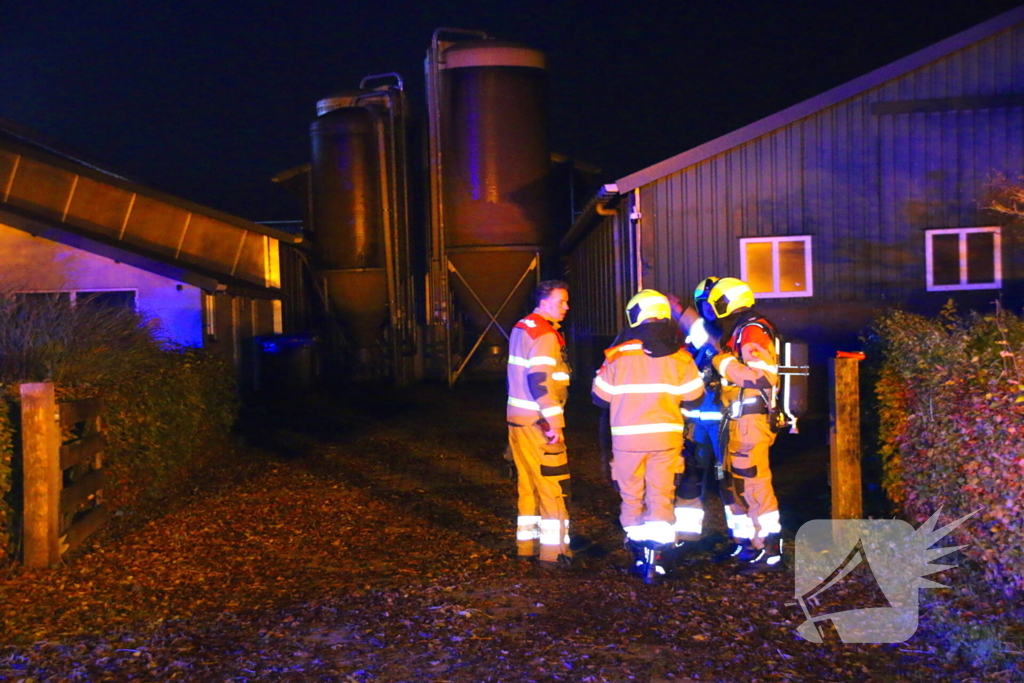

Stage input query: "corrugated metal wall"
[
  {"left": 641, "top": 24, "right": 1024, "bottom": 308},
  {"left": 564, "top": 207, "right": 636, "bottom": 372}
]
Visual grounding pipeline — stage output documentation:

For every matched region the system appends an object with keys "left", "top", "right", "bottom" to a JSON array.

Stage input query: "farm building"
[
  {"left": 0, "top": 119, "right": 297, "bottom": 379},
  {"left": 563, "top": 5, "right": 1024, "bottom": 385}
]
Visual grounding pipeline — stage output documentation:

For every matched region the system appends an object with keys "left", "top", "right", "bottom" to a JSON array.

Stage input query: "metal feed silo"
[
  {"left": 425, "top": 30, "right": 552, "bottom": 385},
  {"left": 310, "top": 75, "right": 417, "bottom": 383}
]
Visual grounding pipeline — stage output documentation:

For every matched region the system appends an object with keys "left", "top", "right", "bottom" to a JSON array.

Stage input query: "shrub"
[
  {"left": 99, "top": 344, "right": 237, "bottom": 511},
  {"left": 0, "top": 293, "right": 237, "bottom": 556},
  {"left": 871, "top": 302, "right": 1024, "bottom": 596}
]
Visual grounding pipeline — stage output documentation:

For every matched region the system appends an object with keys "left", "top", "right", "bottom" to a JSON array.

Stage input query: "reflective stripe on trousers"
[
  {"left": 672, "top": 506, "right": 704, "bottom": 535},
  {"left": 755, "top": 509, "right": 781, "bottom": 537},
  {"left": 725, "top": 506, "right": 756, "bottom": 540},
  {"left": 517, "top": 515, "right": 541, "bottom": 541},
  {"left": 624, "top": 520, "right": 675, "bottom": 545}
]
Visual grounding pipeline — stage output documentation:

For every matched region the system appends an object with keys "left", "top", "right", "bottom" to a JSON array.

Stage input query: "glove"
[
  {"left": 544, "top": 427, "right": 564, "bottom": 444},
  {"left": 502, "top": 444, "right": 518, "bottom": 481},
  {"left": 538, "top": 418, "right": 563, "bottom": 444}
]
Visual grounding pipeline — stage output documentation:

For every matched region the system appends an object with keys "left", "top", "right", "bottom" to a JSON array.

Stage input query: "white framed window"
[
  {"left": 925, "top": 227, "right": 1001, "bottom": 291},
  {"left": 74, "top": 290, "right": 137, "bottom": 310},
  {"left": 739, "top": 236, "right": 813, "bottom": 298}
]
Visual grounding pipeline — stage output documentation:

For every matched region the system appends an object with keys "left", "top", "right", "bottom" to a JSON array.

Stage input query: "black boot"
[
  {"left": 640, "top": 542, "right": 669, "bottom": 585},
  {"left": 713, "top": 538, "right": 757, "bottom": 563},
  {"left": 737, "top": 534, "right": 785, "bottom": 574},
  {"left": 625, "top": 539, "right": 646, "bottom": 577}
]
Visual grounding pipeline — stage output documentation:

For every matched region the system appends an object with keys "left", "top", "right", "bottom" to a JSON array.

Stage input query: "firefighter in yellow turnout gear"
[
  {"left": 592, "top": 290, "right": 704, "bottom": 583},
  {"left": 507, "top": 280, "right": 573, "bottom": 569},
  {"left": 707, "top": 278, "right": 785, "bottom": 573}
]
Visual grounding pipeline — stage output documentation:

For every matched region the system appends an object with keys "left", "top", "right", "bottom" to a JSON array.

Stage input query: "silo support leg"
[{"left": 447, "top": 255, "right": 538, "bottom": 384}]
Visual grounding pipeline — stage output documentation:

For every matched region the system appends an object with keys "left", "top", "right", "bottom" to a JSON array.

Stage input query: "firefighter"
[
  {"left": 672, "top": 277, "right": 727, "bottom": 549},
  {"left": 592, "top": 289, "right": 704, "bottom": 584},
  {"left": 507, "top": 280, "right": 573, "bottom": 569},
  {"left": 706, "top": 277, "right": 785, "bottom": 573}
]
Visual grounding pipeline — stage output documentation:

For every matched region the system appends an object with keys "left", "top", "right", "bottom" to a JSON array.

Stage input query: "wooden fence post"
[
  {"left": 21, "top": 382, "right": 61, "bottom": 567},
  {"left": 829, "top": 356, "right": 863, "bottom": 519}
]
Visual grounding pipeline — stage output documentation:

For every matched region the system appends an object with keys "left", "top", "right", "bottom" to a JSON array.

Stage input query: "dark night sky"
[{"left": 3, "top": 1, "right": 1023, "bottom": 222}]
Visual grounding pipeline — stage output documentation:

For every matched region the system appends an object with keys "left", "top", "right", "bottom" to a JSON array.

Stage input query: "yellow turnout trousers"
[
  {"left": 721, "top": 414, "right": 781, "bottom": 546},
  {"left": 508, "top": 423, "right": 572, "bottom": 562},
  {"left": 611, "top": 448, "right": 682, "bottom": 543}
]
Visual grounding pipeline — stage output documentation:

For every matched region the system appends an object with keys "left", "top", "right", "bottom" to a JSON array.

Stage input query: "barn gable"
[{"left": 565, "top": 5, "right": 1024, "bottom": 367}]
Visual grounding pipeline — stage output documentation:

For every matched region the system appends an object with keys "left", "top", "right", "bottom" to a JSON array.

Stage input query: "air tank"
[
  {"left": 431, "top": 38, "right": 552, "bottom": 374},
  {"left": 310, "top": 97, "right": 388, "bottom": 353},
  {"left": 781, "top": 341, "right": 809, "bottom": 431}
]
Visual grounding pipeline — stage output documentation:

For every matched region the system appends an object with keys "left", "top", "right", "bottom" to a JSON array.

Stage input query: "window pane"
[
  {"left": 745, "top": 242, "right": 774, "bottom": 293},
  {"left": 965, "top": 232, "right": 995, "bottom": 284},
  {"left": 14, "top": 292, "right": 72, "bottom": 306},
  {"left": 76, "top": 291, "right": 137, "bottom": 310},
  {"left": 778, "top": 240, "right": 808, "bottom": 292},
  {"left": 931, "top": 234, "right": 960, "bottom": 286}
]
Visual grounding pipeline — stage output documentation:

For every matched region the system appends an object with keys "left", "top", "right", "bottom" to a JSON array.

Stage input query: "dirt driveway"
[{"left": 0, "top": 382, "right": 984, "bottom": 682}]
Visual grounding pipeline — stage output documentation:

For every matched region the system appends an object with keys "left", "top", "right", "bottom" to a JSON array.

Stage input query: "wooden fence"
[{"left": 21, "top": 382, "right": 108, "bottom": 567}]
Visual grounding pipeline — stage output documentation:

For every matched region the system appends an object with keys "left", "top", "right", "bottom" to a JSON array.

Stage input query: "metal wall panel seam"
[
  {"left": 792, "top": 121, "right": 804, "bottom": 243},
  {"left": 866, "top": 93, "right": 884, "bottom": 303},
  {"left": 714, "top": 155, "right": 726, "bottom": 283},
  {"left": 848, "top": 98, "right": 866, "bottom": 293},
  {"left": 773, "top": 128, "right": 783, "bottom": 237},
  {"left": 669, "top": 173, "right": 682, "bottom": 296}
]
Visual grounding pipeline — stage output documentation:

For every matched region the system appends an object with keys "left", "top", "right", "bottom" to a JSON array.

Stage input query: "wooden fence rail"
[{"left": 21, "top": 383, "right": 107, "bottom": 567}]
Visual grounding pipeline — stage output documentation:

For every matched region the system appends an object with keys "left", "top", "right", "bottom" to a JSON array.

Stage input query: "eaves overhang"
[
  {"left": 560, "top": 183, "right": 621, "bottom": 254},
  {"left": 0, "top": 207, "right": 280, "bottom": 299},
  {"left": 0, "top": 134, "right": 297, "bottom": 294}
]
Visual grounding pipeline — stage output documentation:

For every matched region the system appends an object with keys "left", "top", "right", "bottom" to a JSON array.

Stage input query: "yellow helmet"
[
  {"left": 626, "top": 289, "right": 672, "bottom": 327},
  {"left": 693, "top": 276, "right": 720, "bottom": 305},
  {"left": 707, "top": 278, "right": 755, "bottom": 319}
]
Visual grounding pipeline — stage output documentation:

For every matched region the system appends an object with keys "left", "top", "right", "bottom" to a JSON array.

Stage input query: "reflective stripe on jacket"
[
  {"left": 592, "top": 339, "right": 704, "bottom": 452},
  {"left": 507, "top": 310, "right": 571, "bottom": 428}
]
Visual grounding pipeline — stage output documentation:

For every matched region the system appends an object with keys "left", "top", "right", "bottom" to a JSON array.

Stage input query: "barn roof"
[
  {"left": 0, "top": 119, "right": 299, "bottom": 296},
  {"left": 614, "top": 4, "right": 1024, "bottom": 194}
]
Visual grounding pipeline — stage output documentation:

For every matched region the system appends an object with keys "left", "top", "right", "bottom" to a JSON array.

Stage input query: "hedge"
[
  {"left": 872, "top": 303, "right": 1024, "bottom": 595},
  {"left": 0, "top": 398, "right": 12, "bottom": 562},
  {"left": 0, "top": 294, "right": 237, "bottom": 559}
]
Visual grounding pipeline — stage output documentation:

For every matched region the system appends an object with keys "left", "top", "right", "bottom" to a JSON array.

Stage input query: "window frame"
[
  {"left": 738, "top": 235, "right": 814, "bottom": 299},
  {"left": 925, "top": 226, "right": 1002, "bottom": 292}
]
